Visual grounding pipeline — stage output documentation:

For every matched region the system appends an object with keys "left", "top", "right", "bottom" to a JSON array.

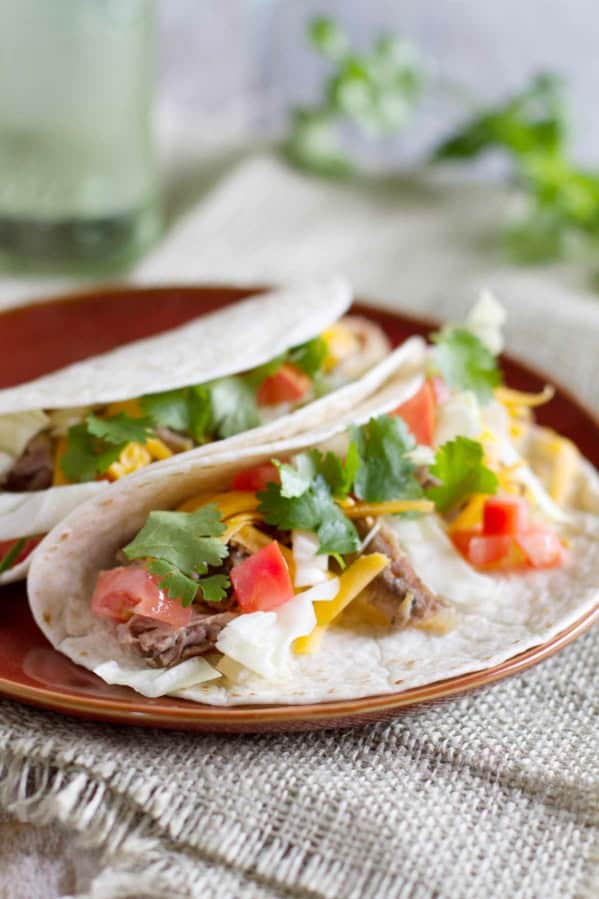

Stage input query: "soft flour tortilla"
[
  {"left": 0, "top": 278, "right": 424, "bottom": 583},
  {"left": 28, "top": 378, "right": 599, "bottom": 706},
  {"left": 0, "top": 279, "right": 352, "bottom": 414}
]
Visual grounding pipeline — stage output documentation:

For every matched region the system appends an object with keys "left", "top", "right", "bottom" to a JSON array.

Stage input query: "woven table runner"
[{"left": 1, "top": 154, "right": 597, "bottom": 898}]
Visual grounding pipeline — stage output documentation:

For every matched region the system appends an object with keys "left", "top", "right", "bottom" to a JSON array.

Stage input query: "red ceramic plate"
[{"left": 0, "top": 285, "right": 597, "bottom": 732}]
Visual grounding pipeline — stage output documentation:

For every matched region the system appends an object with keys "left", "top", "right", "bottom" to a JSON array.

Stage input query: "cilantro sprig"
[
  {"left": 433, "top": 72, "right": 599, "bottom": 264},
  {"left": 61, "top": 413, "right": 156, "bottom": 483},
  {"left": 431, "top": 328, "right": 502, "bottom": 402},
  {"left": 352, "top": 415, "right": 422, "bottom": 502},
  {"left": 283, "top": 16, "right": 424, "bottom": 176},
  {"left": 425, "top": 437, "right": 498, "bottom": 514},
  {"left": 123, "top": 504, "right": 230, "bottom": 606},
  {"left": 258, "top": 414, "right": 426, "bottom": 555}
]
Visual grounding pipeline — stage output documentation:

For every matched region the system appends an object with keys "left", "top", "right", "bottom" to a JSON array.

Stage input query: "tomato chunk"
[
  {"left": 231, "top": 542, "right": 294, "bottom": 612},
  {"left": 466, "top": 534, "right": 513, "bottom": 568},
  {"left": 231, "top": 462, "right": 280, "bottom": 493},
  {"left": 257, "top": 364, "right": 311, "bottom": 405},
  {"left": 483, "top": 496, "right": 528, "bottom": 536},
  {"left": 91, "top": 566, "right": 192, "bottom": 628},
  {"left": 516, "top": 530, "right": 566, "bottom": 569},
  {"left": 392, "top": 380, "right": 436, "bottom": 446},
  {"left": 0, "top": 536, "right": 42, "bottom": 569}
]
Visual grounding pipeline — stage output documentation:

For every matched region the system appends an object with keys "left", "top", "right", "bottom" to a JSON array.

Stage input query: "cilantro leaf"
[
  {"left": 148, "top": 559, "right": 199, "bottom": 607},
  {"left": 196, "top": 574, "right": 231, "bottom": 604},
  {"left": 352, "top": 416, "right": 422, "bottom": 502},
  {"left": 425, "top": 437, "right": 498, "bottom": 514},
  {"left": 141, "top": 389, "right": 190, "bottom": 433},
  {"left": 208, "top": 377, "right": 260, "bottom": 439},
  {"left": 258, "top": 474, "right": 359, "bottom": 556},
  {"left": 292, "top": 444, "right": 360, "bottom": 499},
  {"left": 274, "top": 460, "right": 312, "bottom": 498},
  {"left": 283, "top": 18, "right": 423, "bottom": 177},
  {"left": 0, "top": 538, "right": 25, "bottom": 574},
  {"left": 86, "top": 413, "right": 155, "bottom": 445},
  {"left": 123, "top": 505, "right": 228, "bottom": 582},
  {"left": 288, "top": 337, "right": 328, "bottom": 377},
  {"left": 431, "top": 328, "right": 502, "bottom": 402},
  {"left": 60, "top": 423, "right": 125, "bottom": 483},
  {"left": 188, "top": 385, "right": 213, "bottom": 443}
]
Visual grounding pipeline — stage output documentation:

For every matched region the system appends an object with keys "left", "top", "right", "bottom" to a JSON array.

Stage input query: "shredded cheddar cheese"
[
  {"left": 104, "top": 398, "right": 144, "bottom": 419},
  {"left": 106, "top": 442, "right": 152, "bottom": 480},
  {"left": 52, "top": 437, "right": 69, "bottom": 485},
  {"left": 145, "top": 437, "right": 173, "bottom": 461},
  {"left": 343, "top": 499, "right": 434, "bottom": 518},
  {"left": 178, "top": 491, "right": 260, "bottom": 517},
  {"left": 321, "top": 323, "right": 359, "bottom": 372},
  {"left": 294, "top": 553, "right": 389, "bottom": 655}
]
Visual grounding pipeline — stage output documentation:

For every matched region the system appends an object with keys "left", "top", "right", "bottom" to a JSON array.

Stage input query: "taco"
[
  {"left": 0, "top": 278, "right": 426, "bottom": 582},
  {"left": 28, "top": 293, "right": 599, "bottom": 705}
]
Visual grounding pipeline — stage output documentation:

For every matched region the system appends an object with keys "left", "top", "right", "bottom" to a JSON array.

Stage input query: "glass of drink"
[{"left": 0, "top": 0, "right": 161, "bottom": 271}]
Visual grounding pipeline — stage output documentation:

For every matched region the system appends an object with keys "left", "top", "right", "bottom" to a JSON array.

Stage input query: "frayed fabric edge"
[{"left": 0, "top": 749, "right": 396, "bottom": 899}]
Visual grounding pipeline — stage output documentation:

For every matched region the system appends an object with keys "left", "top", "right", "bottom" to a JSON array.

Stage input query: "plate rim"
[{"left": 1, "top": 283, "right": 597, "bottom": 730}]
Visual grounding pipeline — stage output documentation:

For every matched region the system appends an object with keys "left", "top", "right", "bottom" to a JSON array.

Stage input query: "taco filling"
[{"left": 88, "top": 319, "right": 574, "bottom": 686}]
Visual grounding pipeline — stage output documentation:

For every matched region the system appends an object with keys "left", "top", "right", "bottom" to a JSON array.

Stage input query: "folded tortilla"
[
  {"left": 28, "top": 374, "right": 599, "bottom": 707},
  {"left": 1, "top": 278, "right": 427, "bottom": 583}
]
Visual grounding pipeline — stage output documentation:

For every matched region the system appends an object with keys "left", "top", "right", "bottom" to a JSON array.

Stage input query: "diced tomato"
[
  {"left": 392, "top": 379, "right": 436, "bottom": 446},
  {"left": 483, "top": 496, "right": 529, "bottom": 536},
  {"left": 257, "top": 364, "right": 311, "bottom": 405},
  {"left": 231, "top": 462, "right": 280, "bottom": 493},
  {"left": 450, "top": 528, "right": 480, "bottom": 558},
  {"left": 431, "top": 376, "right": 451, "bottom": 405},
  {"left": 466, "top": 534, "right": 514, "bottom": 568},
  {"left": 516, "top": 530, "right": 566, "bottom": 569},
  {"left": 231, "top": 542, "right": 294, "bottom": 613},
  {"left": 0, "top": 536, "right": 43, "bottom": 569},
  {"left": 91, "top": 566, "right": 192, "bottom": 628},
  {"left": 453, "top": 523, "right": 565, "bottom": 571}
]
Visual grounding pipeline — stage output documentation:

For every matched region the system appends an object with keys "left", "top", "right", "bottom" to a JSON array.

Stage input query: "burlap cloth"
[{"left": 1, "top": 155, "right": 598, "bottom": 898}]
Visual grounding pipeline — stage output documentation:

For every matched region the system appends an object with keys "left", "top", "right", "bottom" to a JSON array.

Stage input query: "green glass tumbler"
[{"left": 0, "top": 0, "right": 161, "bottom": 271}]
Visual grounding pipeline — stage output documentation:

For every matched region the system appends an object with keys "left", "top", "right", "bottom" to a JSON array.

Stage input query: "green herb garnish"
[
  {"left": 0, "top": 538, "right": 26, "bottom": 574},
  {"left": 258, "top": 474, "right": 360, "bottom": 556},
  {"left": 352, "top": 415, "right": 422, "bottom": 502},
  {"left": 431, "top": 328, "right": 502, "bottom": 402},
  {"left": 123, "top": 504, "right": 230, "bottom": 606},
  {"left": 425, "top": 437, "right": 498, "bottom": 514}
]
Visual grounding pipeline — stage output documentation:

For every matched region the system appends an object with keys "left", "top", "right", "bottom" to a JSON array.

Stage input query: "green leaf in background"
[
  {"left": 431, "top": 328, "right": 502, "bottom": 402},
  {"left": 425, "top": 437, "right": 498, "bottom": 514},
  {"left": 282, "top": 16, "right": 424, "bottom": 177},
  {"left": 433, "top": 73, "right": 565, "bottom": 162}
]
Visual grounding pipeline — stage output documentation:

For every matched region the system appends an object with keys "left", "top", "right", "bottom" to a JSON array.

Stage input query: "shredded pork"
[
  {"left": 357, "top": 518, "right": 450, "bottom": 629},
  {"left": 4, "top": 432, "right": 53, "bottom": 491}
]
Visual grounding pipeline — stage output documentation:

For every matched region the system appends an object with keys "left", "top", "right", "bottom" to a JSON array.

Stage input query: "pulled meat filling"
[
  {"left": 356, "top": 518, "right": 448, "bottom": 627},
  {"left": 4, "top": 433, "right": 53, "bottom": 492},
  {"left": 118, "top": 609, "right": 237, "bottom": 668}
]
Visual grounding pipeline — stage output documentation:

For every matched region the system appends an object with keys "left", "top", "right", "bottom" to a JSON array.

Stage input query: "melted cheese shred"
[{"left": 294, "top": 552, "right": 389, "bottom": 655}]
